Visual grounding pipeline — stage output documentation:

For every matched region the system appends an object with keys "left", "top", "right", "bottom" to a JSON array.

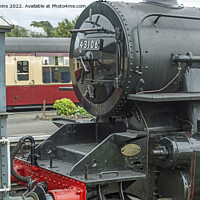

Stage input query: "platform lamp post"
[{"left": 0, "top": 17, "right": 13, "bottom": 200}]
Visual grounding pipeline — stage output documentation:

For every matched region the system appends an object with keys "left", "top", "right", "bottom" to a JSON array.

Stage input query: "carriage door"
[{"left": 15, "top": 59, "right": 32, "bottom": 106}]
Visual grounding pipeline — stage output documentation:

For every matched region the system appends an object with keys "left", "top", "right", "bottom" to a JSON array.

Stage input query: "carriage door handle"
[{"left": 32, "top": 80, "right": 35, "bottom": 88}]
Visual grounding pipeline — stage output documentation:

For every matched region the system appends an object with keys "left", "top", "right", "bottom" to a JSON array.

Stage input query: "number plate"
[{"left": 79, "top": 39, "right": 102, "bottom": 50}]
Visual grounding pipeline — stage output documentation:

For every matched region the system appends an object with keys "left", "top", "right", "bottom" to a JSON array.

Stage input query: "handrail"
[
  {"left": 137, "top": 13, "right": 200, "bottom": 74},
  {"left": 0, "top": 137, "right": 11, "bottom": 193}
]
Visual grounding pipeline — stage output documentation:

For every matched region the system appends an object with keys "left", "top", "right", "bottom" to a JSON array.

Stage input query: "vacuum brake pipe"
[{"left": 11, "top": 135, "right": 38, "bottom": 184}]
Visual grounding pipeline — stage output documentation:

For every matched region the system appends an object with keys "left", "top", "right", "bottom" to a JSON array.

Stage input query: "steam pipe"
[{"left": 172, "top": 52, "right": 200, "bottom": 67}]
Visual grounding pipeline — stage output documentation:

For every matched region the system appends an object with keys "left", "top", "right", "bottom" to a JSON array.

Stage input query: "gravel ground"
[{"left": 7, "top": 110, "right": 58, "bottom": 137}]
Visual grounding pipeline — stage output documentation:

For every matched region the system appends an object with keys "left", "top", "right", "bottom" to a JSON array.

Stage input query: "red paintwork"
[
  {"left": 31, "top": 165, "right": 39, "bottom": 172},
  {"left": 6, "top": 86, "right": 16, "bottom": 105},
  {"left": 13, "top": 158, "right": 86, "bottom": 200},
  {"left": 6, "top": 85, "right": 78, "bottom": 107},
  {"left": 75, "top": 69, "right": 82, "bottom": 81},
  {"left": 15, "top": 86, "right": 32, "bottom": 105},
  {"left": 49, "top": 189, "right": 84, "bottom": 200}
]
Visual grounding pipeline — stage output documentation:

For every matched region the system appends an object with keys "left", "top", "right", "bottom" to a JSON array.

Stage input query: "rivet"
[{"left": 77, "top": 190, "right": 81, "bottom": 194}]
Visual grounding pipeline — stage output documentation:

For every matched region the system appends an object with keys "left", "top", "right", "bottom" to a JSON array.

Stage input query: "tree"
[
  {"left": 30, "top": 21, "right": 55, "bottom": 37},
  {"left": 54, "top": 17, "right": 78, "bottom": 38},
  {"left": 6, "top": 25, "right": 44, "bottom": 37},
  {"left": 6, "top": 17, "right": 78, "bottom": 38},
  {"left": 6, "top": 25, "right": 28, "bottom": 37}
]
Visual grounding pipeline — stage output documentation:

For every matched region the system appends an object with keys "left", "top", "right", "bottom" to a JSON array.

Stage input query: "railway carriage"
[{"left": 5, "top": 37, "right": 78, "bottom": 110}]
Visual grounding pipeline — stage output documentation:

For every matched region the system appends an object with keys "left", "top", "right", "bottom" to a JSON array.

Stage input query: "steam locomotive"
[{"left": 11, "top": 0, "right": 200, "bottom": 199}]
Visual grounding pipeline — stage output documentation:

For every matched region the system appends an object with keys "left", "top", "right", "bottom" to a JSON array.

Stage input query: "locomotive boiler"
[{"left": 11, "top": 0, "right": 200, "bottom": 200}]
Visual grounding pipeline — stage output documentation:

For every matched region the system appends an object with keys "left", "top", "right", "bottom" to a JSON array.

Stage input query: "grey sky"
[{"left": 0, "top": 0, "right": 200, "bottom": 32}]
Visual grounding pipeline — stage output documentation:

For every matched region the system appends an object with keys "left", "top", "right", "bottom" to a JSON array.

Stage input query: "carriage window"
[
  {"left": 49, "top": 57, "right": 54, "bottom": 65},
  {"left": 42, "top": 67, "right": 71, "bottom": 83},
  {"left": 17, "top": 61, "right": 29, "bottom": 81},
  {"left": 43, "top": 57, "right": 49, "bottom": 65},
  {"left": 43, "top": 56, "right": 69, "bottom": 65},
  {"left": 58, "top": 57, "right": 63, "bottom": 65},
  {"left": 64, "top": 57, "right": 69, "bottom": 65}
]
